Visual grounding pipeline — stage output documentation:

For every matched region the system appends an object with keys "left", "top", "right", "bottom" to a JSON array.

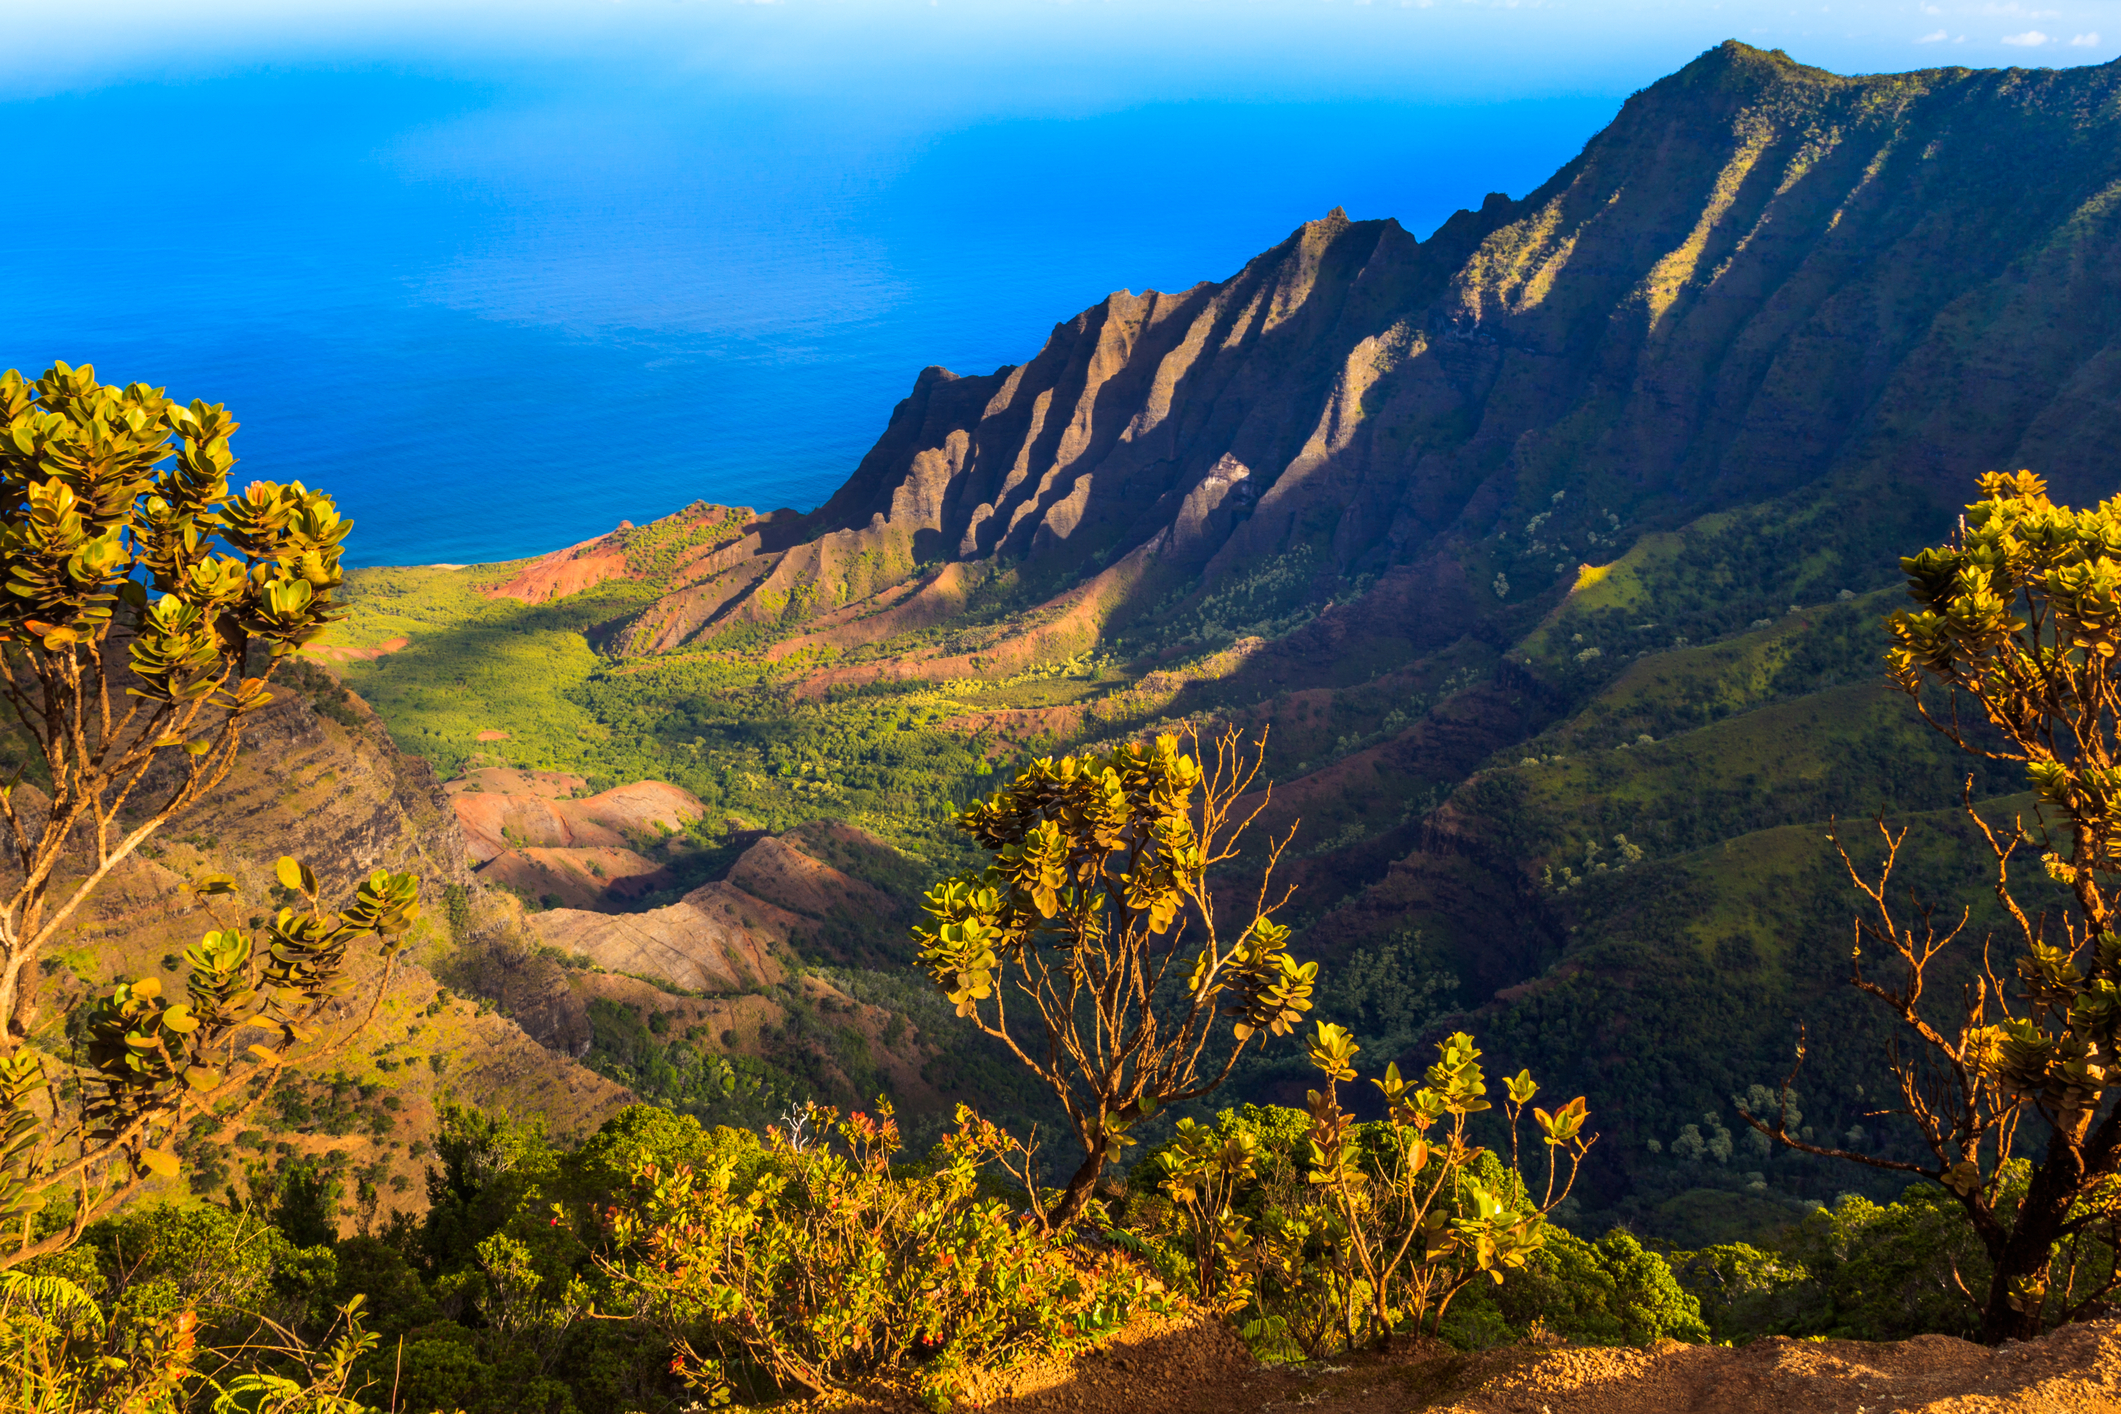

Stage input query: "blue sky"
[{"left": 8, "top": 2, "right": 2115, "bottom": 109}]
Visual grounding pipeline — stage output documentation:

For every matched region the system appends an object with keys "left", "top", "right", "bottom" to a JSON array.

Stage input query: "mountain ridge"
[
  {"left": 319, "top": 39, "right": 2121, "bottom": 1238},
  {"left": 543, "top": 39, "right": 2121, "bottom": 676}
]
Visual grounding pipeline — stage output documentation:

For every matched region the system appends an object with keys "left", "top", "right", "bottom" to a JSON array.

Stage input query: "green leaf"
[{"left": 136, "top": 1148, "right": 179, "bottom": 1179}]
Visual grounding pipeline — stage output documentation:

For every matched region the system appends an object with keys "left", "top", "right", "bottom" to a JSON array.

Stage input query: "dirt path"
[{"left": 830, "top": 1315, "right": 2121, "bottom": 1414}]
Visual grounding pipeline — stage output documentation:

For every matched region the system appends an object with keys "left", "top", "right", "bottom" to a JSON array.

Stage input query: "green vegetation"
[
  {"left": 606, "top": 1103, "right": 1161, "bottom": 1406},
  {"left": 578, "top": 992, "right": 863, "bottom": 1131},
  {"left": 330, "top": 565, "right": 1003, "bottom": 862},
  {"left": 1200, "top": 1025, "right": 1593, "bottom": 1352}
]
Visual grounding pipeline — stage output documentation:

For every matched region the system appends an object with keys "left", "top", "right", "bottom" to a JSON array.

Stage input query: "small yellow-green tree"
[
  {"left": 0, "top": 361, "right": 421, "bottom": 1266},
  {"left": 915, "top": 728, "right": 1313, "bottom": 1228},
  {"left": 0, "top": 361, "right": 351, "bottom": 1045},
  {"left": 1747, "top": 471, "right": 2121, "bottom": 1340},
  {"left": 1298, "top": 1024, "right": 1592, "bottom": 1347}
]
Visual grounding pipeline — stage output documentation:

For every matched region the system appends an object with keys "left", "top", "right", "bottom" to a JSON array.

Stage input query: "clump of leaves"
[
  {"left": 604, "top": 1101, "right": 1168, "bottom": 1407},
  {"left": 1292, "top": 1026, "right": 1593, "bottom": 1349},
  {"left": 0, "top": 361, "right": 355, "bottom": 1055}
]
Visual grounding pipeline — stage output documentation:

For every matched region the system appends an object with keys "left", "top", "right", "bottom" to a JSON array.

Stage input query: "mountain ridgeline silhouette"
[{"left": 593, "top": 41, "right": 2121, "bottom": 669}]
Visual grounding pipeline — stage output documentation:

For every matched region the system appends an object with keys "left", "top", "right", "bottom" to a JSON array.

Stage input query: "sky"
[{"left": 6, "top": 1, "right": 2115, "bottom": 108}]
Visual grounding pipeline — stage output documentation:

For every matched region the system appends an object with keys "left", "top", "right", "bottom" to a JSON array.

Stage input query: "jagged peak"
[
  {"left": 1647, "top": 38, "right": 1849, "bottom": 99},
  {"left": 1685, "top": 39, "right": 1824, "bottom": 80}
]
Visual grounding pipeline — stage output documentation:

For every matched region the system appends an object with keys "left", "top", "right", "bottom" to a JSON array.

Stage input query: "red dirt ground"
[
  {"left": 303, "top": 634, "right": 409, "bottom": 662},
  {"left": 820, "top": 1315, "right": 2121, "bottom": 1414}
]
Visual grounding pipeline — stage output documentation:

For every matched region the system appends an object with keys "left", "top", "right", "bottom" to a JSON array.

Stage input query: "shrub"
[
  {"left": 1291, "top": 1026, "right": 1593, "bottom": 1350},
  {"left": 1494, "top": 1229, "right": 1708, "bottom": 1344},
  {"left": 1672, "top": 1178, "right": 2016, "bottom": 1342},
  {"left": 915, "top": 728, "right": 1313, "bottom": 1227},
  {"left": 1127, "top": 1031, "right": 1600, "bottom": 1359},
  {"left": 604, "top": 1101, "right": 1167, "bottom": 1405}
]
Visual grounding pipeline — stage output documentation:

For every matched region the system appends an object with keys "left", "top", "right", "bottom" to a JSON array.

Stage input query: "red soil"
[
  {"left": 447, "top": 778, "right": 704, "bottom": 862},
  {"left": 482, "top": 529, "right": 635, "bottom": 603},
  {"left": 303, "top": 635, "right": 409, "bottom": 663},
  {"left": 829, "top": 1316, "right": 2121, "bottom": 1414}
]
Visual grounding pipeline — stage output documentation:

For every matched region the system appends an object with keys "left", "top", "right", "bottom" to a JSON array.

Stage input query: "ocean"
[{"left": 7, "top": 6, "right": 2065, "bottom": 567}]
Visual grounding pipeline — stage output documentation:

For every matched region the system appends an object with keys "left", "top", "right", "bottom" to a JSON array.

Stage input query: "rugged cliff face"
[{"left": 566, "top": 42, "right": 2121, "bottom": 671}]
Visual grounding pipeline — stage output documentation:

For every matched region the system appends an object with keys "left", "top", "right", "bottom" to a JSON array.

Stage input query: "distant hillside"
[
  {"left": 320, "top": 42, "right": 2121, "bottom": 1243},
  {"left": 10, "top": 657, "right": 634, "bottom": 1232}
]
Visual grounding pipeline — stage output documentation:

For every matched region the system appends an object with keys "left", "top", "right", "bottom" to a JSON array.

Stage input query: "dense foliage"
[
  {"left": 0, "top": 1091, "right": 1698, "bottom": 1413},
  {"left": 607, "top": 1103, "right": 1163, "bottom": 1407}
]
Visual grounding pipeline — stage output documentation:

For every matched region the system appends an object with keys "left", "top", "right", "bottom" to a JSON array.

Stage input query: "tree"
[
  {"left": 1742, "top": 471, "right": 2121, "bottom": 1340},
  {"left": 0, "top": 361, "right": 421, "bottom": 1264},
  {"left": 0, "top": 361, "right": 350, "bottom": 1042},
  {"left": 914, "top": 728, "right": 1314, "bottom": 1228}
]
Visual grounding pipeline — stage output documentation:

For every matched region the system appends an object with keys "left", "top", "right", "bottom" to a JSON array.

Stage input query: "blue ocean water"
[
  {"left": 8, "top": 6, "right": 2101, "bottom": 567},
  {"left": 0, "top": 53, "right": 1624, "bottom": 565}
]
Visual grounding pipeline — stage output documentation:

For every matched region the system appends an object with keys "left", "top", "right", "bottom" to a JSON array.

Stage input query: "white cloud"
[
  {"left": 2070, "top": 32, "right": 2101, "bottom": 46},
  {"left": 2002, "top": 29, "right": 2049, "bottom": 45},
  {"left": 1916, "top": 28, "right": 1946, "bottom": 41},
  {"left": 1922, "top": 3, "right": 1940, "bottom": 11}
]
